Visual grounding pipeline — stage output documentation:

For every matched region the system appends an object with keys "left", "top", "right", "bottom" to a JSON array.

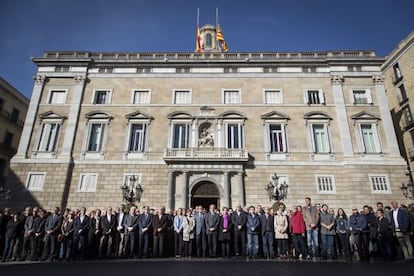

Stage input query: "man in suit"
[
  {"left": 390, "top": 201, "right": 413, "bottom": 259},
  {"left": 152, "top": 207, "right": 169, "bottom": 258},
  {"left": 21, "top": 207, "right": 38, "bottom": 260},
  {"left": 73, "top": 207, "right": 90, "bottom": 260},
  {"left": 113, "top": 205, "right": 126, "bottom": 257},
  {"left": 138, "top": 206, "right": 152, "bottom": 258},
  {"left": 40, "top": 207, "right": 62, "bottom": 261},
  {"left": 194, "top": 205, "right": 207, "bottom": 258},
  {"left": 99, "top": 207, "right": 116, "bottom": 258},
  {"left": 204, "top": 204, "right": 220, "bottom": 258},
  {"left": 232, "top": 204, "right": 247, "bottom": 258},
  {"left": 260, "top": 206, "right": 275, "bottom": 259},
  {"left": 123, "top": 206, "right": 139, "bottom": 258}
]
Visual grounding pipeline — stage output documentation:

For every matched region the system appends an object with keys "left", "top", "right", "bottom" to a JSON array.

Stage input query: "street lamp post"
[
  {"left": 265, "top": 173, "right": 288, "bottom": 201},
  {"left": 121, "top": 175, "right": 143, "bottom": 205}
]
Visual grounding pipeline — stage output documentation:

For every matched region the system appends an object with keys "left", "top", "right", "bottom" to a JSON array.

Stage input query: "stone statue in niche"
[{"left": 199, "top": 127, "right": 214, "bottom": 147}]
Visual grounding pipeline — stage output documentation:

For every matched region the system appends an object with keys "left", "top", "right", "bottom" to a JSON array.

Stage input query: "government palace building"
[{"left": 3, "top": 25, "right": 412, "bottom": 211}]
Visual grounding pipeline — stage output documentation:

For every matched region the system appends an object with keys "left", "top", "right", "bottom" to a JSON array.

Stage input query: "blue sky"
[{"left": 1, "top": 0, "right": 413, "bottom": 98}]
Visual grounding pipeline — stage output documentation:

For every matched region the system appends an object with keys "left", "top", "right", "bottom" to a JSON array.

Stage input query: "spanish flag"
[
  {"left": 196, "top": 25, "right": 201, "bottom": 53},
  {"left": 216, "top": 25, "right": 228, "bottom": 52}
]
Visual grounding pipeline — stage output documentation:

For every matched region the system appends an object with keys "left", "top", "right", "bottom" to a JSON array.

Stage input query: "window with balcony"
[
  {"left": 264, "top": 90, "right": 282, "bottom": 104},
  {"left": 311, "top": 124, "right": 330, "bottom": 153},
  {"left": 223, "top": 90, "right": 241, "bottom": 104},
  {"left": 398, "top": 84, "right": 408, "bottom": 104},
  {"left": 393, "top": 63, "right": 403, "bottom": 82},
  {"left": 10, "top": 108, "right": 19, "bottom": 123},
  {"left": 352, "top": 89, "right": 372, "bottom": 104},
  {"left": 305, "top": 89, "right": 324, "bottom": 104},
  {"left": 173, "top": 90, "right": 191, "bottom": 104},
  {"left": 78, "top": 173, "right": 98, "bottom": 192},
  {"left": 26, "top": 172, "right": 46, "bottom": 191},
  {"left": 226, "top": 123, "right": 243, "bottom": 149},
  {"left": 172, "top": 123, "right": 190, "bottom": 148},
  {"left": 133, "top": 90, "right": 151, "bottom": 104},
  {"left": 37, "top": 123, "right": 60, "bottom": 152},
  {"left": 48, "top": 90, "right": 67, "bottom": 104},
  {"left": 268, "top": 124, "right": 287, "bottom": 153},
  {"left": 92, "top": 90, "right": 111, "bottom": 104}
]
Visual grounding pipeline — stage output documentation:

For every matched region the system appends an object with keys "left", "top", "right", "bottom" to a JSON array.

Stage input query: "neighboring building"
[
  {"left": 383, "top": 31, "right": 414, "bottom": 196},
  {"left": 3, "top": 26, "right": 410, "bottom": 211},
  {"left": 0, "top": 77, "right": 29, "bottom": 199}
]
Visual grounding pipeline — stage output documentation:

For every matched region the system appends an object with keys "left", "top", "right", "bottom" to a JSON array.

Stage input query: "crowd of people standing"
[{"left": 0, "top": 197, "right": 413, "bottom": 263}]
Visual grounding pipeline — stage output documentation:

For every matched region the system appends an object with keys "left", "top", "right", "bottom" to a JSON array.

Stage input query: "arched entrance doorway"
[{"left": 191, "top": 181, "right": 220, "bottom": 209}]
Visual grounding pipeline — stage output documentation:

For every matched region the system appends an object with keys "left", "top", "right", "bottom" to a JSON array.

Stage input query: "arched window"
[{"left": 205, "top": 33, "right": 212, "bottom": 48}]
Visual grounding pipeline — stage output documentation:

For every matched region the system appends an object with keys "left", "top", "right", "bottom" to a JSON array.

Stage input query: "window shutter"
[
  {"left": 366, "top": 89, "right": 373, "bottom": 104},
  {"left": 319, "top": 90, "right": 325, "bottom": 104}
]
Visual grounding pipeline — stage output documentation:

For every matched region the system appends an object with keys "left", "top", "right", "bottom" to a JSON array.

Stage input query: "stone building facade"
[
  {"left": 383, "top": 31, "right": 414, "bottom": 199},
  {"left": 0, "top": 77, "right": 29, "bottom": 199},
  {"left": 3, "top": 34, "right": 411, "bottom": 211}
]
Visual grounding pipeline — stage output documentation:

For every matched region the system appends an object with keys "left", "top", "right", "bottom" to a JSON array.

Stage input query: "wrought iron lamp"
[
  {"left": 265, "top": 173, "right": 288, "bottom": 201},
  {"left": 121, "top": 175, "right": 143, "bottom": 204}
]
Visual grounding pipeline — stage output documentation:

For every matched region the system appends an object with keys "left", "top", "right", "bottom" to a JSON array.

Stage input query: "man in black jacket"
[
  {"left": 231, "top": 204, "right": 247, "bottom": 258},
  {"left": 99, "top": 207, "right": 116, "bottom": 258},
  {"left": 40, "top": 207, "right": 62, "bottom": 261}
]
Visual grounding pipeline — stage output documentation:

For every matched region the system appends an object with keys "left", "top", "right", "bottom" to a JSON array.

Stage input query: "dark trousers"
[
  {"left": 195, "top": 232, "right": 207, "bottom": 257},
  {"left": 113, "top": 231, "right": 124, "bottom": 257},
  {"left": 153, "top": 233, "right": 165, "bottom": 258},
  {"left": 277, "top": 239, "right": 288, "bottom": 256},
  {"left": 99, "top": 234, "right": 113, "bottom": 258},
  {"left": 20, "top": 235, "right": 32, "bottom": 260},
  {"left": 234, "top": 231, "right": 246, "bottom": 256},
  {"left": 207, "top": 232, "right": 217, "bottom": 257},
  {"left": 123, "top": 233, "right": 136, "bottom": 257},
  {"left": 337, "top": 232, "right": 351, "bottom": 257},
  {"left": 41, "top": 233, "right": 58, "bottom": 260},
  {"left": 138, "top": 231, "right": 150, "bottom": 257},
  {"left": 262, "top": 232, "right": 274, "bottom": 257},
  {"left": 292, "top": 234, "right": 306, "bottom": 257},
  {"left": 174, "top": 231, "right": 183, "bottom": 256},
  {"left": 73, "top": 234, "right": 88, "bottom": 260}
]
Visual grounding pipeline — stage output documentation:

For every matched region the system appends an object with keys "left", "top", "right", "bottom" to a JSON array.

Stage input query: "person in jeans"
[
  {"left": 289, "top": 205, "right": 306, "bottom": 259},
  {"left": 302, "top": 197, "right": 320, "bottom": 259},
  {"left": 349, "top": 207, "right": 367, "bottom": 261},
  {"left": 246, "top": 206, "right": 260, "bottom": 259},
  {"left": 320, "top": 204, "right": 336, "bottom": 259},
  {"left": 336, "top": 208, "right": 351, "bottom": 260}
]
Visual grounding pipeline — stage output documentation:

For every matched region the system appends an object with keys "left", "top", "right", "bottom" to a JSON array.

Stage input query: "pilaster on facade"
[
  {"left": 15, "top": 74, "right": 48, "bottom": 159},
  {"left": 372, "top": 75, "right": 401, "bottom": 158}
]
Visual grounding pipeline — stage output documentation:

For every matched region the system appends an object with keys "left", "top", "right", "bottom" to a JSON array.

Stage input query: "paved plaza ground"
[{"left": 0, "top": 258, "right": 413, "bottom": 276}]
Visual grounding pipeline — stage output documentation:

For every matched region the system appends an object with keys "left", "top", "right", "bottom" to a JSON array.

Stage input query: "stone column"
[
  {"left": 223, "top": 172, "right": 230, "bottom": 208},
  {"left": 166, "top": 171, "right": 175, "bottom": 211},
  {"left": 373, "top": 75, "right": 400, "bottom": 157},
  {"left": 15, "top": 74, "right": 48, "bottom": 159},
  {"left": 331, "top": 75, "right": 354, "bottom": 157},
  {"left": 182, "top": 171, "right": 188, "bottom": 208},
  {"left": 236, "top": 171, "right": 245, "bottom": 207},
  {"left": 60, "top": 75, "right": 88, "bottom": 159}
]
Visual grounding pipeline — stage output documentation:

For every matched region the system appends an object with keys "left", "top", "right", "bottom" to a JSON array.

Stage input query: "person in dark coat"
[
  {"left": 40, "top": 207, "right": 62, "bottom": 261},
  {"left": 218, "top": 207, "right": 233, "bottom": 258},
  {"left": 2, "top": 213, "right": 21, "bottom": 262}
]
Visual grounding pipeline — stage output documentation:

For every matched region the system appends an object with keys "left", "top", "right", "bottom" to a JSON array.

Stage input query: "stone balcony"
[{"left": 163, "top": 148, "right": 249, "bottom": 162}]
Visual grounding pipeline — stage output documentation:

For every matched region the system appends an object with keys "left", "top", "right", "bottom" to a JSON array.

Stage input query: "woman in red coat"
[{"left": 289, "top": 206, "right": 307, "bottom": 259}]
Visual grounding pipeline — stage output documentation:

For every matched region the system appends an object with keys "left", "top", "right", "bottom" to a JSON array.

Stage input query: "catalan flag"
[
  {"left": 196, "top": 25, "right": 201, "bottom": 53},
  {"left": 216, "top": 25, "right": 228, "bottom": 52}
]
